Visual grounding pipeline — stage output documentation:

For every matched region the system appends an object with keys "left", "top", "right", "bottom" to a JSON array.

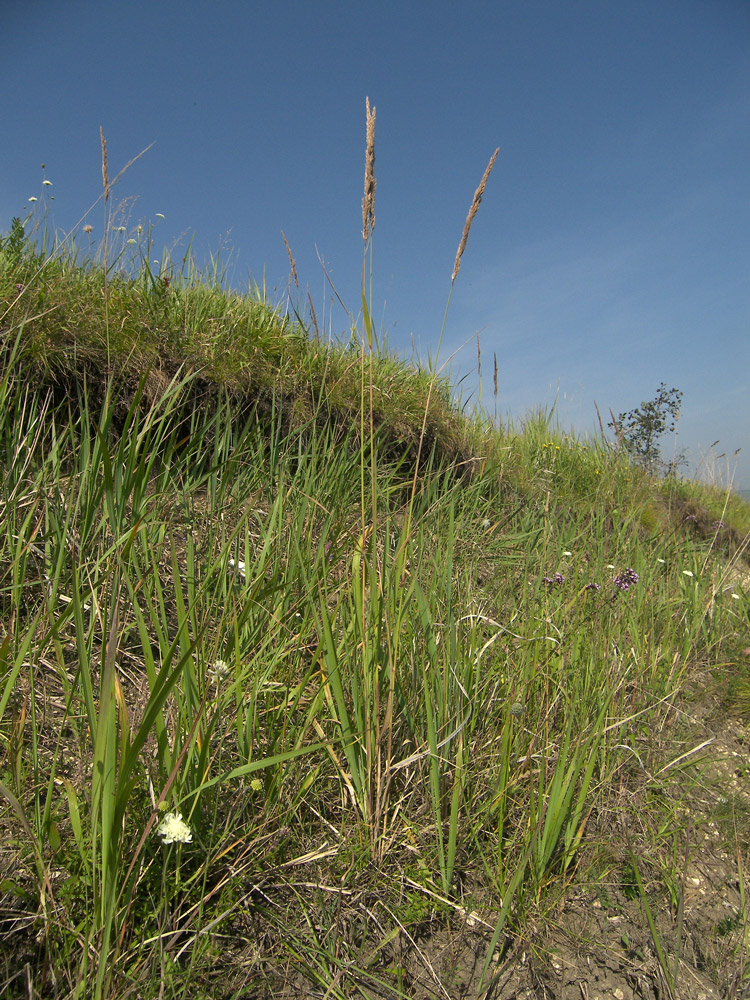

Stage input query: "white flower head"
[
  {"left": 42, "top": 179, "right": 52, "bottom": 186},
  {"left": 657, "top": 558, "right": 666, "bottom": 564},
  {"left": 157, "top": 811, "right": 192, "bottom": 845},
  {"left": 563, "top": 551, "right": 572, "bottom": 557},
  {"left": 156, "top": 213, "right": 165, "bottom": 220},
  {"left": 28, "top": 196, "right": 38, "bottom": 203},
  {"left": 210, "top": 658, "right": 230, "bottom": 685},
  {"left": 682, "top": 570, "right": 694, "bottom": 578}
]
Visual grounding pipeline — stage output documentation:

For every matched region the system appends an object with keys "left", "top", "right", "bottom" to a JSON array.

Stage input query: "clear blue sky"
[{"left": 3, "top": 0, "right": 748, "bottom": 488}]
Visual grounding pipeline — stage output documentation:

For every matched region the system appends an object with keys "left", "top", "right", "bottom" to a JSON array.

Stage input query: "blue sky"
[{"left": 3, "top": 0, "right": 749, "bottom": 487}]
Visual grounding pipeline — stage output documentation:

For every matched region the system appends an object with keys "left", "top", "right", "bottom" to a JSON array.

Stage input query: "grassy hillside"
[{"left": 1, "top": 151, "right": 749, "bottom": 999}]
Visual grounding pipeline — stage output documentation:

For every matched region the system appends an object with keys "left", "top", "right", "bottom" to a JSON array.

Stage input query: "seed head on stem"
[
  {"left": 362, "top": 97, "right": 376, "bottom": 242},
  {"left": 452, "top": 147, "right": 499, "bottom": 283},
  {"left": 100, "top": 126, "right": 110, "bottom": 203}
]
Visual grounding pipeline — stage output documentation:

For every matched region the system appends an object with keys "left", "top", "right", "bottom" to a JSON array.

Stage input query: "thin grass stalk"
[
  {"left": 100, "top": 127, "right": 111, "bottom": 368},
  {"left": 631, "top": 856, "right": 676, "bottom": 998},
  {"left": 403, "top": 148, "right": 499, "bottom": 558}
]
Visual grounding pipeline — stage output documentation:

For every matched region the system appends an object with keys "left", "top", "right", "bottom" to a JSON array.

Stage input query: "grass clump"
[{"left": 0, "top": 115, "right": 748, "bottom": 1000}]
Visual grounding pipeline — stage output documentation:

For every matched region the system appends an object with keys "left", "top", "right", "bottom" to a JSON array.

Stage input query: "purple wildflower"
[
  {"left": 584, "top": 582, "right": 601, "bottom": 592},
  {"left": 613, "top": 567, "right": 639, "bottom": 591},
  {"left": 543, "top": 572, "right": 565, "bottom": 587}
]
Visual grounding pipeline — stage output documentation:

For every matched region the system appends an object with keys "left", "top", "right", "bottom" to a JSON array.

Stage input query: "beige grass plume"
[
  {"left": 362, "top": 97, "right": 376, "bottom": 241},
  {"left": 452, "top": 147, "right": 499, "bottom": 283}
]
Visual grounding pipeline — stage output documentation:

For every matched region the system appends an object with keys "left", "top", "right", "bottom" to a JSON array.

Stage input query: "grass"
[{"left": 0, "top": 116, "right": 748, "bottom": 999}]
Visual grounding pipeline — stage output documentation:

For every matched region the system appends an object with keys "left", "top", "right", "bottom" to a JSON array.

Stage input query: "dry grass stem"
[
  {"left": 282, "top": 230, "right": 299, "bottom": 288},
  {"left": 307, "top": 291, "right": 319, "bottom": 337},
  {"left": 476, "top": 333, "right": 481, "bottom": 376},
  {"left": 100, "top": 126, "right": 110, "bottom": 203},
  {"left": 452, "top": 147, "right": 499, "bottom": 283},
  {"left": 493, "top": 352, "right": 498, "bottom": 398},
  {"left": 362, "top": 97, "right": 376, "bottom": 242}
]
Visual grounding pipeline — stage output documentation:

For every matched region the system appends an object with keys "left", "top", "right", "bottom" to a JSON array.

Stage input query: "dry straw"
[
  {"left": 452, "top": 147, "right": 499, "bottom": 283},
  {"left": 362, "top": 97, "right": 376, "bottom": 242}
]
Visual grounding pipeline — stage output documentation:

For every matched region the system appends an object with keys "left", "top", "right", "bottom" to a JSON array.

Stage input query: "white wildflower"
[
  {"left": 156, "top": 213, "right": 165, "bottom": 219},
  {"left": 563, "top": 551, "right": 572, "bottom": 557},
  {"left": 210, "top": 659, "right": 230, "bottom": 684},
  {"left": 682, "top": 570, "right": 694, "bottom": 578},
  {"left": 657, "top": 558, "right": 665, "bottom": 564},
  {"left": 28, "top": 196, "right": 38, "bottom": 203},
  {"left": 157, "top": 811, "right": 192, "bottom": 845},
  {"left": 42, "top": 179, "right": 52, "bottom": 186},
  {"left": 228, "top": 558, "right": 246, "bottom": 579}
]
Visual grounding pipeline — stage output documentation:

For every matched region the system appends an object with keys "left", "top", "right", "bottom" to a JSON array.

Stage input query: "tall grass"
[{"left": 0, "top": 109, "right": 748, "bottom": 998}]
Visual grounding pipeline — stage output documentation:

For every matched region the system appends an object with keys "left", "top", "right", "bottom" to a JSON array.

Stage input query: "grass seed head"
[
  {"left": 452, "top": 147, "right": 499, "bottom": 283},
  {"left": 282, "top": 230, "right": 299, "bottom": 288},
  {"left": 362, "top": 96, "right": 377, "bottom": 242},
  {"left": 100, "top": 126, "right": 110, "bottom": 203}
]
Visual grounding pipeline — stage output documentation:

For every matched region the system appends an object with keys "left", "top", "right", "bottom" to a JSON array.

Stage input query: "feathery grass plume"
[
  {"left": 476, "top": 332, "right": 481, "bottom": 377},
  {"left": 281, "top": 230, "right": 298, "bottom": 288},
  {"left": 362, "top": 96, "right": 376, "bottom": 241},
  {"left": 100, "top": 126, "right": 110, "bottom": 203},
  {"left": 452, "top": 147, "right": 499, "bottom": 283}
]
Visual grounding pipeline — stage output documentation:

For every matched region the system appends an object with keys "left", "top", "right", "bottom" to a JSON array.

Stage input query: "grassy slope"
[{"left": 0, "top": 229, "right": 749, "bottom": 998}]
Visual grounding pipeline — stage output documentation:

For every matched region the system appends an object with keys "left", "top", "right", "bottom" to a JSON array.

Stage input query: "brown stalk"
[
  {"left": 307, "top": 291, "right": 319, "bottom": 338},
  {"left": 362, "top": 97, "right": 376, "bottom": 241},
  {"left": 452, "top": 147, "right": 499, "bottom": 283},
  {"left": 281, "top": 230, "right": 298, "bottom": 288}
]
